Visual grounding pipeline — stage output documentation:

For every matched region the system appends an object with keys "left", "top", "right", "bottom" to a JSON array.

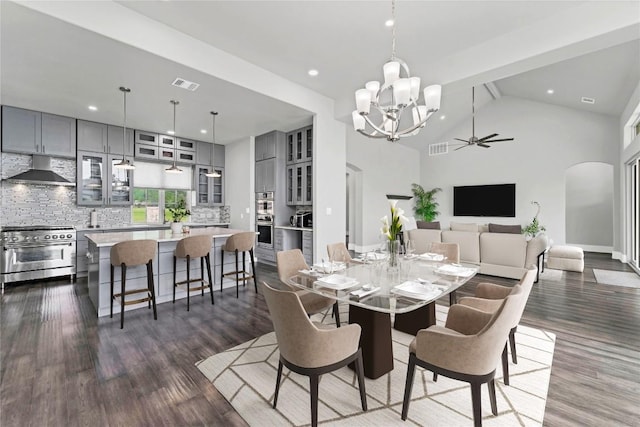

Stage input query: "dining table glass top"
[{"left": 287, "top": 256, "right": 479, "bottom": 314}]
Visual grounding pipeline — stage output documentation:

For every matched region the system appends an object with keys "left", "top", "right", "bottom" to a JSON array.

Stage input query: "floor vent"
[
  {"left": 581, "top": 96, "right": 595, "bottom": 104},
  {"left": 429, "top": 142, "right": 448, "bottom": 156},
  {"left": 172, "top": 77, "right": 200, "bottom": 92}
]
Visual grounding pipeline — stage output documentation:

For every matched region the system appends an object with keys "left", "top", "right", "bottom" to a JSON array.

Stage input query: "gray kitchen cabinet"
[
  {"left": 176, "top": 137, "right": 196, "bottom": 152},
  {"left": 256, "top": 158, "right": 275, "bottom": 193},
  {"left": 255, "top": 130, "right": 277, "bottom": 160},
  {"left": 196, "top": 142, "right": 212, "bottom": 166},
  {"left": 176, "top": 149, "right": 196, "bottom": 165},
  {"left": 78, "top": 120, "right": 133, "bottom": 156},
  {"left": 211, "top": 167, "right": 224, "bottom": 205},
  {"left": 302, "top": 230, "right": 313, "bottom": 265},
  {"left": 286, "top": 125, "right": 312, "bottom": 165},
  {"left": 135, "top": 143, "right": 159, "bottom": 160},
  {"left": 158, "top": 134, "right": 175, "bottom": 150},
  {"left": 77, "top": 151, "right": 133, "bottom": 206},
  {"left": 1, "top": 106, "right": 75, "bottom": 158},
  {"left": 135, "top": 130, "right": 159, "bottom": 146},
  {"left": 213, "top": 144, "right": 225, "bottom": 167},
  {"left": 287, "top": 162, "right": 312, "bottom": 206},
  {"left": 194, "top": 164, "right": 225, "bottom": 206}
]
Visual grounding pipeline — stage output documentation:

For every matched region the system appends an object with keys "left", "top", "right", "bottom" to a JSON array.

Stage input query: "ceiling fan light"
[
  {"left": 424, "top": 84, "right": 442, "bottom": 111},
  {"left": 383, "top": 61, "right": 400, "bottom": 86},
  {"left": 393, "top": 78, "right": 411, "bottom": 106},
  {"left": 352, "top": 110, "right": 366, "bottom": 131},
  {"left": 355, "top": 89, "right": 372, "bottom": 114}
]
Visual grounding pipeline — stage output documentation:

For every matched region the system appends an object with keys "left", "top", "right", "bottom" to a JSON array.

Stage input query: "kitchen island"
[{"left": 85, "top": 227, "right": 254, "bottom": 317}]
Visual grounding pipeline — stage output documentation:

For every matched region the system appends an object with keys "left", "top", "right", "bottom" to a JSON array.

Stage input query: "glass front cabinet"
[
  {"left": 194, "top": 164, "right": 225, "bottom": 206},
  {"left": 77, "top": 151, "right": 133, "bottom": 206},
  {"left": 286, "top": 162, "right": 312, "bottom": 206}
]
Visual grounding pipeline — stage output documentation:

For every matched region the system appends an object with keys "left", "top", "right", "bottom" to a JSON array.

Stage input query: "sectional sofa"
[{"left": 407, "top": 223, "right": 549, "bottom": 280}]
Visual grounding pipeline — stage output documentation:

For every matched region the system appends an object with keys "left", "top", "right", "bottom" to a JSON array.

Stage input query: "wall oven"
[
  {"left": 1, "top": 226, "right": 76, "bottom": 291},
  {"left": 256, "top": 191, "right": 274, "bottom": 216},
  {"left": 256, "top": 217, "right": 273, "bottom": 249}
]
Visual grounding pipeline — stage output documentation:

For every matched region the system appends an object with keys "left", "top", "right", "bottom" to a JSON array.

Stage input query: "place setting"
[{"left": 391, "top": 277, "right": 449, "bottom": 301}]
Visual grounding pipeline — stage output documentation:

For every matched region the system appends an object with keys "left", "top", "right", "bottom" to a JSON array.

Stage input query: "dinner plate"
[
  {"left": 434, "top": 264, "right": 476, "bottom": 277},
  {"left": 391, "top": 281, "right": 445, "bottom": 301},
  {"left": 312, "top": 262, "right": 346, "bottom": 273},
  {"left": 418, "top": 252, "right": 445, "bottom": 261},
  {"left": 315, "top": 274, "right": 359, "bottom": 290}
]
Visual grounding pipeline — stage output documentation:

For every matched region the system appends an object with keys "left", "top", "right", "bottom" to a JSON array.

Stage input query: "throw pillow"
[
  {"left": 450, "top": 222, "right": 478, "bottom": 232},
  {"left": 417, "top": 221, "right": 441, "bottom": 230},
  {"left": 402, "top": 216, "right": 418, "bottom": 231},
  {"left": 488, "top": 223, "right": 522, "bottom": 234}
]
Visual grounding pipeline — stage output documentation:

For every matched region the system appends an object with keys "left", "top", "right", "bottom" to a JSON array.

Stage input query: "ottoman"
[{"left": 547, "top": 245, "right": 584, "bottom": 272}]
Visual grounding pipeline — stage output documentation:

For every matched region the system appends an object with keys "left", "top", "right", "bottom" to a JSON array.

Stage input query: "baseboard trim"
[
  {"left": 612, "top": 251, "right": 628, "bottom": 262},
  {"left": 572, "top": 244, "right": 612, "bottom": 254}
]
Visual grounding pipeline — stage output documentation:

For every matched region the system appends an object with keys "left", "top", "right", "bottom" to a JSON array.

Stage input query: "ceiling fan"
[{"left": 453, "top": 86, "right": 514, "bottom": 150}]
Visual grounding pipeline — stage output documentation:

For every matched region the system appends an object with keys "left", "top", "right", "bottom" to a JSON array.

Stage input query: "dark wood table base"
[
  {"left": 393, "top": 302, "right": 436, "bottom": 336},
  {"left": 348, "top": 305, "right": 394, "bottom": 379}
]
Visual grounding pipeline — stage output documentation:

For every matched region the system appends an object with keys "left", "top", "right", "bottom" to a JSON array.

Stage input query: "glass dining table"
[{"left": 288, "top": 256, "right": 479, "bottom": 379}]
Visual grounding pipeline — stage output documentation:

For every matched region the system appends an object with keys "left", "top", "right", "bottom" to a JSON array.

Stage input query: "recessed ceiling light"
[
  {"left": 167, "top": 130, "right": 175, "bottom": 135},
  {"left": 547, "top": 89, "right": 554, "bottom": 94},
  {"left": 88, "top": 105, "right": 98, "bottom": 111},
  {"left": 440, "top": 115, "right": 446, "bottom": 120},
  {"left": 385, "top": 19, "right": 394, "bottom": 27},
  {"left": 200, "top": 129, "right": 207, "bottom": 134},
  {"left": 308, "top": 69, "right": 319, "bottom": 77}
]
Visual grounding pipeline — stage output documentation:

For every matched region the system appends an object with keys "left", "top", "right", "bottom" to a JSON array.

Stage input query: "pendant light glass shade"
[
  {"left": 205, "top": 111, "right": 221, "bottom": 178},
  {"left": 165, "top": 99, "right": 183, "bottom": 174},
  {"left": 114, "top": 86, "right": 135, "bottom": 170}
]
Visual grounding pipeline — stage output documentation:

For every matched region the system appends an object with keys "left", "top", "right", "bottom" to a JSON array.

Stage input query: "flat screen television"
[{"left": 453, "top": 184, "right": 516, "bottom": 217}]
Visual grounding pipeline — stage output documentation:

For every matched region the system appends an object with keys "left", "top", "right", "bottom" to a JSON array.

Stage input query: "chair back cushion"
[
  {"left": 327, "top": 242, "right": 352, "bottom": 263},
  {"left": 111, "top": 240, "right": 157, "bottom": 267},
  {"left": 276, "top": 249, "right": 309, "bottom": 290},
  {"left": 175, "top": 234, "right": 212, "bottom": 258},
  {"left": 429, "top": 242, "right": 460, "bottom": 264},
  {"left": 223, "top": 231, "right": 256, "bottom": 252},
  {"left": 407, "top": 229, "right": 442, "bottom": 254}
]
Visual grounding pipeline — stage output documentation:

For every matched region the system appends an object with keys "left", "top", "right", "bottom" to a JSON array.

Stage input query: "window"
[
  {"left": 635, "top": 120, "right": 640, "bottom": 137},
  {"left": 132, "top": 188, "right": 190, "bottom": 224}
]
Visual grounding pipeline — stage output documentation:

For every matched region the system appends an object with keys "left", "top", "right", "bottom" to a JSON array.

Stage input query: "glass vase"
[{"left": 387, "top": 239, "right": 400, "bottom": 269}]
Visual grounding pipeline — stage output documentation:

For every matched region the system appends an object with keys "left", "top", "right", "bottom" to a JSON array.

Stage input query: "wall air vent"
[
  {"left": 429, "top": 142, "right": 448, "bottom": 156},
  {"left": 171, "top": 77, "right": 200, "bottom": 92},
  {"left": 581, "top": 96, "right": 595, "bottom": 104}
]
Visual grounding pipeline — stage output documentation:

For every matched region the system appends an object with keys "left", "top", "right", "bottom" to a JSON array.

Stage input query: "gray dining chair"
[{"left": 260, "top": 281, "right": 367, "bottom": 427}]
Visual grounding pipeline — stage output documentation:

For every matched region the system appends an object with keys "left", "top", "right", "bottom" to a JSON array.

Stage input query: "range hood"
[{"left": 4, "top": 155, "right": 75, "bottom": 187}]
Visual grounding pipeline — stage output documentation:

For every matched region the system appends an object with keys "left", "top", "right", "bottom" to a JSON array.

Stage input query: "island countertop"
[{"left": 85, "top": 226, "right": 250, "bottom": 247}]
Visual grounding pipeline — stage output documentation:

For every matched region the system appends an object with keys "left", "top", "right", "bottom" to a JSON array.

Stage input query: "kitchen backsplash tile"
[{"left": 1, "top": 153, "right": 229, "bottom": 228}]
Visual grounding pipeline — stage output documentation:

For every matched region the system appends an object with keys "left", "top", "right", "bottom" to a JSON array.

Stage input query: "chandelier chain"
[{"left": 391, "top": 0, "right": 396, "bottom": 60}]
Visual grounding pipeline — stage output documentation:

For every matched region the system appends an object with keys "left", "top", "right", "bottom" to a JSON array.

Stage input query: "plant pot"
[
  {"left": 387, "top": 239, "right": 400, "bottom": 270},
  {"left": 170, "top": 222, "right": 183, "bottom": 234}
]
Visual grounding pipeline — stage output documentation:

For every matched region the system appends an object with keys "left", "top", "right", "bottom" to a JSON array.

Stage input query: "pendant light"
[
  {"left": 114, "top": 86, "right": 135, "bottom": 170},
  {"left": 165, "top": 99, "right": 183, "bottom": 174},
  {"left": 205, "top": 111, "right": 221, "bottom": 178}
]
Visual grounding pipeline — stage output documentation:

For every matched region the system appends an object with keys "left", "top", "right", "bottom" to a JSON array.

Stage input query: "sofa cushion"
[
  {"left": 408, "top": 229, "right": 442, "bottom": 254},
  {"left": 450, "top": 222, "right": 479, "bottom": 232},
  {"left": 441, "top": 230, "right": 480, "bottom": 263},
  {"left": 488, "top": 223, "right": 522, "bottom": 234},
  {"left": 480, "top": 232, "right": 527, "bottom": 268},
  {"left": 417, "top": 221, "right": 440, "bottom": 230}
]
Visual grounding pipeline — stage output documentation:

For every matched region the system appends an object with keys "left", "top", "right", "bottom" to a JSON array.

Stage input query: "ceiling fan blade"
[
  {"left": 453, "top": 138, "right": 469, "bottom": 143},
  {"left": 478, "top": 133, "right": 498, "bottom": 142},
  {"left": 477, "top": 143, "right": 491, "bottom": 148},
  {"left": 483, "top": 138, "right": 514, "bottom": 143},
  {"left": 455, "top": 144, "right": 471, "bottom": 151}
]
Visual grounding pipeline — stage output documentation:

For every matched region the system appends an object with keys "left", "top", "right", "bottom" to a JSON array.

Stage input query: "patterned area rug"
[
  {"left": 196, "top": 305, "right": 556, "bottom": 426},
  {"left": 593, "top": 269, "right": 640, "bottom": 288}
]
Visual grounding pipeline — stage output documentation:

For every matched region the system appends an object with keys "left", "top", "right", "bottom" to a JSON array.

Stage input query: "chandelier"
[
  {"left": 205, "top": 111, "right": 221, "bottom": 178},
  {"left": 114, "top": 86, "right": 135, "bottom": 169},
  {"left": 352, "top": 0, "right": 441, "bottom": 142},
  {"left": 165, "top": 99, "right": 183, "bottom": 174}
]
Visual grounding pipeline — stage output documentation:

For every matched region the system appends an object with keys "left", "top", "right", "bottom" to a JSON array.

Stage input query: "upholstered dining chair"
[
  {"left": 429, "top": 241, "right": 460, "bottom": 304},
  {"left": 276, "top": 249, "right": 341, "bottom": 327},
  {"left": 327, "top": 241, "right": 355, "bottom": 264},
  {"left": 260, "top": 281, "right": 367, "bottom": 427},
  {"left": 401, "top": 287, "right": 525, "bottom": 427},
  {"left": 457, "top": 266, "right": 538, "bottom": 385}
]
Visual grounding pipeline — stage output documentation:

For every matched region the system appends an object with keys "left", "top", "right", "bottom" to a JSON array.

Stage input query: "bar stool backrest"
[
  {"left": 111, "top": 239, "right": 157, "bottom": 267},
  {"left": 176, "top": 234, "right": 212, "bottom": 259},
  {"left": 222, "top": 231, "right": 256, "bottom": 252}
]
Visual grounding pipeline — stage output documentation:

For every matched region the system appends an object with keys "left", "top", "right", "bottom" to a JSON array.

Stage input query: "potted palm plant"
[
  {"left": 167, "top": 199, "right": 191, "bottom": 234},
  {"left": 411, "top": 184, "right": 442, "bottom": 221}
]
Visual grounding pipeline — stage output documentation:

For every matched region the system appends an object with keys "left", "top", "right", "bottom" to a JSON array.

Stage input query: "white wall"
[
  {"left": 346, "top": 131, "right": 422, "bottom": 252},
  {"left": 225, "top": 137, "right": 254, "bottom": 231},
  {"left": 420, "top": 96, "right": 619, "bottom": 248}
]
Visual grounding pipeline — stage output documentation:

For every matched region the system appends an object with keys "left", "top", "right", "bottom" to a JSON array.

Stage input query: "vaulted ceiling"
[{"left": 1, "top": 1, "right": 638, "bottom": 148}]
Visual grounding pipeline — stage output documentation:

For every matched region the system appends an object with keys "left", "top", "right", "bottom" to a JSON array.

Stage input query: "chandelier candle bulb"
[
  {"left": 383, "top": 61, "right": 400, "bottom": 85},
  {"left": 424, "top": 85, "right": 442, "bottom": 111},
  {"left": 412, "top": 106, "right": 427, "bottom": 127},
  {"left": 352, "top": 111, "right": 366, "bottom": 131},
  {"left": 366, "top": 81, "right": 380, "bottom": 101},
  {"left": 409, "top": 77, "right": 421, "bottom": 100},
  {"left": 393, "top": 78, "right": 411, "bottom": 106},
  {"left": 356, "top": 89, "right": 372, "bottom": 114}
]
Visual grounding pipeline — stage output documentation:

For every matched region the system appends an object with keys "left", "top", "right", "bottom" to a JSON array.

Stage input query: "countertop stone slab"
[{"left": 86, "top": 226, "right": 249, "bottom": 247}]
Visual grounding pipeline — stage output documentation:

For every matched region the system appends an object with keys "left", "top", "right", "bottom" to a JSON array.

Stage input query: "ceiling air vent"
[
  {"left": 172, "top": 77, "right": 200, "bottom": 92},
  {"left": 429, "top": 142, "right": 448, "bottom": 156},
  {"left": 581, "top": 96, "right": 595, "bottom": 104}
]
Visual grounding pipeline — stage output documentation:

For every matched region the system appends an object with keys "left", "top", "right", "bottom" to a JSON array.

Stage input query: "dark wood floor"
[{"left": 1, "top": 253, "right": 639, "bottom": 426}]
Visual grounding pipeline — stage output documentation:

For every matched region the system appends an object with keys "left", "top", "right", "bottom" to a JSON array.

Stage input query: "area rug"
[
  {"left": 196, "top": 305, "right": 556, "bottom": 426},
  {"left": 593, "top": 269, "right": 640, "bottom": 288}
]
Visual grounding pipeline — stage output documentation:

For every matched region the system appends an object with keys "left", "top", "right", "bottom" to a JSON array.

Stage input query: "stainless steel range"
[{"left": 1, "top": 225, "right": 76, "bottom": 291}]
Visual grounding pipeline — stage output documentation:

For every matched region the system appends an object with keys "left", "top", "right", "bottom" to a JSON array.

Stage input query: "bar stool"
[
  {"left": 173, "top": 234, "right": 214, "bottom": 311},
  {"left": 220, "top": 231, "right": 257, "bottom": 298},
  {"left": 110, "top": 239, "right": 158, "bottom": 329}
]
